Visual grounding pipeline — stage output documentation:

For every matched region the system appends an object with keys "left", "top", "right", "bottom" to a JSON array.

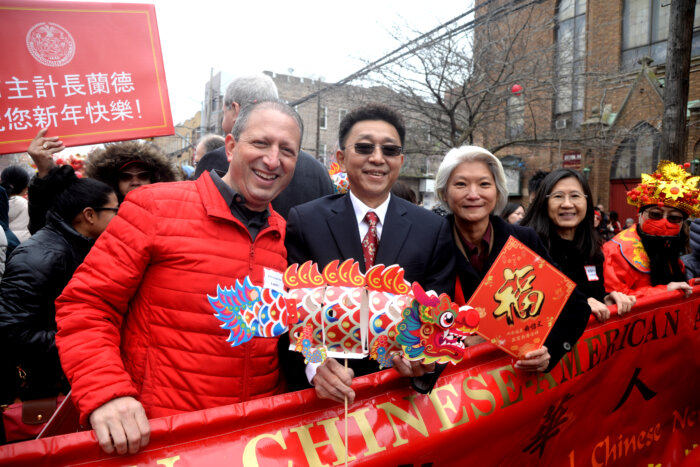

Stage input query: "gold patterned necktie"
[{"left": 362, "top": 211, "right": 379, "bottom": 270}]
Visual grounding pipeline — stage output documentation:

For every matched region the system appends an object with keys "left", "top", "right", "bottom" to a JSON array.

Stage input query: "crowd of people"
[{"left": 0, "top": 74, "right": 697, "bottom": 454}]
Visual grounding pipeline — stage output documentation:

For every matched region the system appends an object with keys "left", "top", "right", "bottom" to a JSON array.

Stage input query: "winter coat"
[
  {"left": 0, "top": 210, "right": 92, "bottom": 400},
  {"left": 8, "top": 195, "right": 30, "bottom": 242},
  {"left": 55, "top": 173, "right": 288, "bottom": 424},
  {"left": 682, "top": 219, "right": 700, "bottom": 280},
  {"left": 0, "top": 228, "right": 6, "bottom": 281},
  {"left": 548, "top": 234, "right": 606, "bottom": 302},
  {"left": 0, "top": 186, "right": 19, "bottom": 257}
]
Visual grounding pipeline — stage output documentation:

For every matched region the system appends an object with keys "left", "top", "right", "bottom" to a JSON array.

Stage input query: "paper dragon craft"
[
  {"left": 328, "top": 162, "right": 349, "bottom": 194},
  {"left": 209, "top": 259, "right": 480, "bottom": 368}
]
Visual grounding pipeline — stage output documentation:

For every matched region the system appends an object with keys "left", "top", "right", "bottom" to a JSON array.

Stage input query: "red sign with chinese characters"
[
  {"left": 468, "top": 236, "right": 576, "bottom": 358},
  {"left": 0, "top": 1, "right": 173, "bottom": 154}
]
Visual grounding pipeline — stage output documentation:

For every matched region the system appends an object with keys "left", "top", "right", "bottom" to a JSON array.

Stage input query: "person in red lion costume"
[{"left": 602, "top": 161, "right": 698, "bottom": 299}]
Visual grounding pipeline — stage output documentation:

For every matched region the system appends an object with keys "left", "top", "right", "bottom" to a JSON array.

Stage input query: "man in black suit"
[
  {"left": 285, "top": 104, "right": 456, "bottom": 403},
  {"left": 201, "top": 75, "right": 333, "bottom": 218}
]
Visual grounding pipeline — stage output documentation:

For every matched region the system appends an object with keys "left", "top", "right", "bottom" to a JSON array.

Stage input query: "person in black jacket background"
[
  {"left": 0, "top": 171, "right": 117, "bottom": 406},
  {"left": 682, "top": 218, "right": 700, "bottom": 279},
  {"left": 521, "top": 169, "right": 635, "bottom": 322},
  {"left": 435, "top": 146, "right": 592, "bottom": 373}
]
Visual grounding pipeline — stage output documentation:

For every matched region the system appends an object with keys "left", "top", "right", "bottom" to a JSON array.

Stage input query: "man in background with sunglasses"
[
  {"left": 603, "top": 160, "right": 697, "bottom": 299},
  {"left": 284, "top": 103, "right": 456, "bottom": 404}
]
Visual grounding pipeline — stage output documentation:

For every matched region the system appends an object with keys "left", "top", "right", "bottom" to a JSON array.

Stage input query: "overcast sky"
[{"left": 91, "top": 0, "right": 471, "bottom": 124}]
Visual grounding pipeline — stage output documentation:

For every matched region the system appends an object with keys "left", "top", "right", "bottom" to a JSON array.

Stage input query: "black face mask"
[{"left": 637, "top": 225, "right": 687, "bottom": 286}]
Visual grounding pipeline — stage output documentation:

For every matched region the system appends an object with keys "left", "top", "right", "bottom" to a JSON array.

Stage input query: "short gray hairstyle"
[
  {"left": 198, "top": 133, "right": 225, "bottom": 153},
  {"left": 231, "top": 100, "right": 304, "bottom": 150},
  {"left": 435, "top": 145, "right": 509, "bottom": 214},
  {"left": 224, "top": 74, "right": 278, "bottom": 109}
]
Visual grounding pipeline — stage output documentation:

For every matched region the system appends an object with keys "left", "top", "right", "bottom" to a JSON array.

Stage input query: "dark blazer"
[
  {"left": 282, "top": 193, "right": 456, "bottom": 391},
  {"left": 286, "top": 193, "right": 456, "bottom": 295},
  {"left": 452, "top": 215, "right": 591, "bottom": 372}
]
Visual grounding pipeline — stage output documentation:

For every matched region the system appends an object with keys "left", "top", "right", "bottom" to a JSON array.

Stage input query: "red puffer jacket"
[{"left": 56, "top": 173, "right": 288, "bottom": 424}]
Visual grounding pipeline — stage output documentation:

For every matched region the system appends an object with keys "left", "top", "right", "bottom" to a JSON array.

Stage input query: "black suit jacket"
[
  {"left": 281, "top": 193, "right": 456, "bottom": 391},
  {"left": 286, "top": 193, "right": 456, "bottom": 295},
  {"left": 452, "top": 215, "right": 592, "bottom": 372}
]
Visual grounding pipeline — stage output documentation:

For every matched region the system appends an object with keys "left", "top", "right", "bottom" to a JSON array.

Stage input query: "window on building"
[
  {"left": 506, "top": 95, "right": 525, "bottom": 138},
  {"left": 339, "top": 108, "right": 347, "bottom": 123},
  {"left": 320, "top": 144, "right": 327, "bottom": 165},
  {"left": 500, "top": 155, "right": 523, "bottom": 196},
  {"left": 611, "top": 122, "right": 660, "bottom": 179},
  {"left": 319, "top": 106, "right": 328, "bottom": 129},
  {"left": 622, "top": 0, "right": 700, "bottom": 71},
  {"left": 555, "top": 0, "right": 586, "bottom": 128}
]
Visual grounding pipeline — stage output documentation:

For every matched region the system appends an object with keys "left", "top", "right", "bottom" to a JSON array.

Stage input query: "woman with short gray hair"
[{"left": 435, "top": 145, "right": 591, "bottom": 374}]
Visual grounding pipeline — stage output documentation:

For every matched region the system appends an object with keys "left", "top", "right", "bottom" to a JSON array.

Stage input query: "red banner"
[
  {"left": 0, "top": 1, "right": 173, "bottom": 154},
  {"left": 1, "top": 289, "right": 699, "bottom": 466}
]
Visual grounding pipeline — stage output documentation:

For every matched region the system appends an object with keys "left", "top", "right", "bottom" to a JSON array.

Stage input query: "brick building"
[
  {"left": 472, "top": 0, "right": 700, "bottom": 221},
  {"left": 150, "top": 111, "right": 201, "bottom": 168}
]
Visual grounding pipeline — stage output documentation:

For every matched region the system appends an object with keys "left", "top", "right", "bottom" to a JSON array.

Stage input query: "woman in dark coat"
[
  {"left": 682, "top": 218, "right": 700, "bottom": 279},
  {"left": 434, "top": 146, "right": 592, "bottom": 372},
  {"left": 521, "top": 169, "right": 635, "bottom": 322},
  {"left": 0, "top": 172, "right": 117, "bottom": 402}
]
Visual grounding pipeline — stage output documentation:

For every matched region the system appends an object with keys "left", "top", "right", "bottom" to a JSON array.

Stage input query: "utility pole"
[
  {"left": 659, "top": 0, "right": 694, "bottom": 163},
  {"left": 315, "top": 78, "right": 322, "bottom": 160}
]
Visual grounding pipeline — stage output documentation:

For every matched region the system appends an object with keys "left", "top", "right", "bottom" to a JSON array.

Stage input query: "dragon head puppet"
[{"left": 396, "top": 283, "right": 480, "bottom": 365}]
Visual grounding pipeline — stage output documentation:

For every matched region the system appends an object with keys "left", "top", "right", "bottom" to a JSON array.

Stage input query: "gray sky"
[{"left": 92, "top": 0, "right": 470, "bottom": 124}]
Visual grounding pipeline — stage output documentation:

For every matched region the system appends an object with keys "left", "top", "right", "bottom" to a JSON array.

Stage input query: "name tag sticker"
[
  {"left": 264, "top": 268, "right": 285, "bottom": 292},
  {"left": 584, "top": 265, "right": 599, "bottom": 282}
]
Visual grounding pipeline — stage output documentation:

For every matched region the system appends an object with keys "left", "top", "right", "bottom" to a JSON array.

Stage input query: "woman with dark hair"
[
  {"left": 500, "top": 202, "right": 524, "bottom": 224},
  {"left": 521, "top": 169, "right": 635, "bottom": 322},
  {"left": 607, "top": 211, "right": 622, "bottom": 236},
  {"left": 390, "top": 180, "right": 417, "bottom": 204},
  {"left": 435, "top": 146, "right": 591, "bottom": 373},
  {"left": 0, "top": 170, "right": 117, "bottom": 404},
  {"left": 1, "top": 165, "right": 31, "bottom": 242}
]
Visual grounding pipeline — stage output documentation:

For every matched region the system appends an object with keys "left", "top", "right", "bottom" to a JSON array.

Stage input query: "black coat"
[
  {"left": 0, "top": 211, "right": 94, "bottom": 400},
  {"left": 682, "top": 218, "right": 700, "bottom": 280},
  {"left": 286, "top": 193, "right": 456, "bottom": 295},
  {"left": 451, "top": 215, "right": 591, "bottom": 372},
  {"left": 548, "top": 234, "right": 606, "bottom": 302}
]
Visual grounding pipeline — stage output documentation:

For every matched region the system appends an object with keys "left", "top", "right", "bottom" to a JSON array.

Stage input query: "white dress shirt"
[{"left": 305, "top": 191, "right": 393, "bottom": 384}]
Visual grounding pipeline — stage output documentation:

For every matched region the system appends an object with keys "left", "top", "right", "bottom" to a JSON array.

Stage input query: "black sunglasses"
[
  {"left": 93, "top": 207, "right": 119, "bottom": 213},
  {"left": 351, "top": 143, "right": 403, "bottom": 157},
  {"left": 645, "top": 210, "right": 685, "bottom": 224},
  {"left": 118, "top": 171, "right": 151, "bottom": 182}
]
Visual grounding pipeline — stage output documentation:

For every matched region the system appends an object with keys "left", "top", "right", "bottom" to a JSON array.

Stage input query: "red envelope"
[{"left": 467, "top": 236, "right": 576, "bottom": 358}]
